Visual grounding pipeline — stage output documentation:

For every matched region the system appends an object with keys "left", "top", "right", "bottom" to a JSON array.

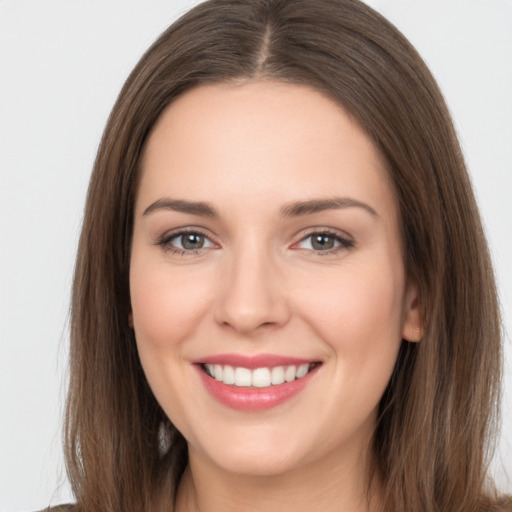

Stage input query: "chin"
[
  {"left": 190, "top": 427, "right": 313, "bottom": 477},
  {"left": 211, "top": 449, "right": 306, "bottom": 477}
]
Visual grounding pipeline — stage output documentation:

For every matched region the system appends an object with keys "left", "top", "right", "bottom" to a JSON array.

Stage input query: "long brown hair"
[{"left": 65, "top": 1, "right": 508, "bottom": 510}]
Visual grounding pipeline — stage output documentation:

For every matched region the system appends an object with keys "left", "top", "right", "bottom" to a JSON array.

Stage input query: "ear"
[{"left": 401, "top": 281, "right": 423, "bottom": 342}]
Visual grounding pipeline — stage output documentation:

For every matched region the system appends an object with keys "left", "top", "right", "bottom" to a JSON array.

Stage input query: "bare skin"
[{"left": 130, "top": 81, "right": 422, "bottom": 512}]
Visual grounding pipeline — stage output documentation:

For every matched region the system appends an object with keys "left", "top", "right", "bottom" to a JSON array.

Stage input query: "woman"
[{"left": 54, "top": 0, "right": 510, "bottom": 510}]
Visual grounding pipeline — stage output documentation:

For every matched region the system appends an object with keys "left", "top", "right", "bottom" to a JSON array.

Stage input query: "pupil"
[
  {"left": 312, "top": 234, "right": 334, "bottom": 250},
  {"left": 182, "top": 233, "right": 204, "bottom": 250}
]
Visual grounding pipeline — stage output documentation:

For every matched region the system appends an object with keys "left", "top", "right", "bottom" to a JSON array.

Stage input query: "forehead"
[{"left": 138, "top": 81, "right": 396, "bottom": 218}]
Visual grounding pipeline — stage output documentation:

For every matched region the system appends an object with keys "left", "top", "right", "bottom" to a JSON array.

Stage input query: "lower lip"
[{"left": 196, "top": 365, "right": 319, "bottom": 411}]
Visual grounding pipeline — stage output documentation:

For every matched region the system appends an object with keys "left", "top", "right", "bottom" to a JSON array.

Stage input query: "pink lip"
[
  {"left": 193, "top": 355, "right": 321, "bottom": 411},
  {"left": 193, "top": 353, "right": 313, "bottom": 369}
]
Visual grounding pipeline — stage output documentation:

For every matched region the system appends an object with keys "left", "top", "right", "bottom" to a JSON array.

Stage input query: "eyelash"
[
  {"left": 292, "top": 229, "right": 354, "bottom": 255},
  {"left": 156, "top": 228, "right": 215, "bottom": 256},
  {"left": 156, "top": 228, "right": 354, "bottom": 256}
]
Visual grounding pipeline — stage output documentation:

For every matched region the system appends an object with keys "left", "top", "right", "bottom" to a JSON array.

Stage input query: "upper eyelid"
[
  {"left": 293, "top": 226, "right": 354, "bottom": 243},
  {"left": 157, "top": 226, "right": 215, "bottom": 243}
]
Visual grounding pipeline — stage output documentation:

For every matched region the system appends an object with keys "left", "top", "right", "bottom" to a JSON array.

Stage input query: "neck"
[{"left": 174, "top": 441, "right": 382, "bottom": 512}]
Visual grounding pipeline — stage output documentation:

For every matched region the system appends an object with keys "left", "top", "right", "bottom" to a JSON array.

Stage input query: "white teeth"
[
  {"left": 271, "top": 366, "right": 285, "bottom": 385},
  {"left": 296, "top": 363, "right": 309, "bottom": 378},
  {"left": 234, "top": 367, "right": 252, "bottom": 386},
  {"left": 203, "top": 363, "right": 316, "bottom": 388},
  {"left": 222, "top": 364, "right": 235, "bottom": 385},
  {"left": 252, "top": 368, "right": 271, "bottom": 388},
  {"left": 284, "top": 365, "right": 296, "bottom": 382}
]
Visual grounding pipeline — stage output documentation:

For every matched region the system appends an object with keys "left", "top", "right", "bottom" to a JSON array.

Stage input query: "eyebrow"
[
  {"left": 281, "top": 197, "right": 378, "bottom": 218},
  {"left": 142, "top": 196, "right": 378, "bottom": 219},
  {"left": 143, "top": 198, "right": 218, "bottom": 217}
]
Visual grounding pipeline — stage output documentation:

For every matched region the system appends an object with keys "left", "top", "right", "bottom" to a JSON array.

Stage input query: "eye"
[
  {"left": 294, "top": 231, "right": 354, "bottom": 254},
  {"left": 174, "top": 232, "right": 209, "bottom": 250},
  {"left": 157, "top": 229, "right": 216, "bottom": 255}
]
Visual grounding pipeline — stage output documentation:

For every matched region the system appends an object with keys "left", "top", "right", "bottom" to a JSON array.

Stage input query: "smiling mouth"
[{"left": 201, "top": 362, "right": 322, "bottom": 389}]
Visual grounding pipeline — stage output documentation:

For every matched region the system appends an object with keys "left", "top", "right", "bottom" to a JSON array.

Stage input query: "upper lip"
[{"left": 192, "top": 353, "right": 319, "bottom": 369}]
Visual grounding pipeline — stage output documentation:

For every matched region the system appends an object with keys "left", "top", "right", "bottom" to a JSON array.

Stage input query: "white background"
[{"left": 1, "top": 1, "right": 511, "bottom": 510}]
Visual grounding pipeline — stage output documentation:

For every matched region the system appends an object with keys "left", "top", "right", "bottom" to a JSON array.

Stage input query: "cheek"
[
  {"left": 294, "top": 260, "right": 405, "bottom": 435},
  {"left": 129, "top": 261, "right": 213, "bottom": 351},
  {"left": 296, "top": 258, "right": 405, "bottom": 367},
  {"left": 129, "top": 259, "right": 214, "bottom": 432}
]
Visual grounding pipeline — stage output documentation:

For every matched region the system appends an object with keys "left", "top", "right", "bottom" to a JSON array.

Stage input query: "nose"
[{"left": 213, "top": 243, "right": 291, "bottom": 335}]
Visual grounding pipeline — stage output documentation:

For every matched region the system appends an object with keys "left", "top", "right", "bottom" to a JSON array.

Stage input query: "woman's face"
[{"left": 130, "top": 81, "right": 421, "bottom": 476}]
